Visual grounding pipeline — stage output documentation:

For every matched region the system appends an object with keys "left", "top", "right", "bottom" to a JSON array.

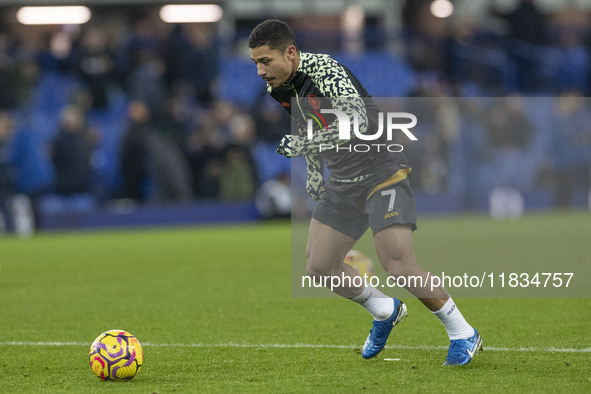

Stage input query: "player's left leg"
[
  {"left": 305, "top": 218, "right": 359, "bottom": 299},
  {"left": 306, "top": 218, "right": 399, "bottom": 316},
  {"left": 373, "top": 224, "right": 482, "bottom": 365},
  {"left": 373, "top": 224, "right": 448, "bottom": 304},
  {"left": 306, "top": 219, "right": 406, "bottom": 359}
]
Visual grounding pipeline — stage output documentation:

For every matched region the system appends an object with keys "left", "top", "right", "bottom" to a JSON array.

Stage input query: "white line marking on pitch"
[{"left": 0, "top": 341, "right": 590, "bottom": 353}]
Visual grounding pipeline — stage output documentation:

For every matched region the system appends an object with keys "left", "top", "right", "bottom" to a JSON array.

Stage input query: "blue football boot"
[
  {"left": 443, "top": 329, "right": 483, "bottom": 365},
  {"left": 361, "top": 298, "right": 407, "bottom": 359}
]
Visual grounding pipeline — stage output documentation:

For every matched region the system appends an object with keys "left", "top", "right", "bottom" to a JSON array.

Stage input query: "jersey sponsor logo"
[{"left": 308, "top": 94, "right": 320, "bottom": 109}]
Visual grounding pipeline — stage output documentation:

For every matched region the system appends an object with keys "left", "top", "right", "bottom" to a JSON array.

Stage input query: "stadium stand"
[{"left": 0, "top": 2, "right": 590, "bottom": 232}]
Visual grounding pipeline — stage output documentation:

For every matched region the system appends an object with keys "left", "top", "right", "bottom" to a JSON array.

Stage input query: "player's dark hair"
[{"left": 248, "top": 19, "right": 296, "bottom": 51}]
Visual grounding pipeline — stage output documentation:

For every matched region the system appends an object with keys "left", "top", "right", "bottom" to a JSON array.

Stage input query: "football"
[
  {"left": 89, "top": 329, "right": 143, "bottom": 381},
  {"left": 344, "top": 250, "right": 374, "bottom": 278}
]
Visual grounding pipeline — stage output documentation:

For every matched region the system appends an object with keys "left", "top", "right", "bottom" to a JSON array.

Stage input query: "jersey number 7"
[{"left": 381, "top": 189, "right": 397, "bottom": 212}]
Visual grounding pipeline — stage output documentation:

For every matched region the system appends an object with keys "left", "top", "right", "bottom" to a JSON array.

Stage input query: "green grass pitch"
[{"left": 0, "top": 211, "right": 590, "bottom": 393}]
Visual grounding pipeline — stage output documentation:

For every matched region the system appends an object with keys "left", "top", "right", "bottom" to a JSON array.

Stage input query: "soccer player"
[{"left": 248, "top": 19, "right": 482, "bottom": 365}]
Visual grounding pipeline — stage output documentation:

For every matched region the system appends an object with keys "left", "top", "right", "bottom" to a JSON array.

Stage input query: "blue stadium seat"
[
  {"left": 335, "top": 51, "right": 416, "bottom": 97},
  {"left": 218, "top": 58, "right": 262, "bottom": 104},
  {"left": 250, "top": 142, "right": 291, "bottom": 183}
]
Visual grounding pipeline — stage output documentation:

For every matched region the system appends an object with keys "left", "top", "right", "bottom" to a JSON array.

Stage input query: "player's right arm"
[{"left": 277, "top": 53, "right": 369, "bottom": 158}]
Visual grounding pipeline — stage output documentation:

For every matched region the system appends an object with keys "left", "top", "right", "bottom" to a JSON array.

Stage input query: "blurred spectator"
[
  {"left": 0, "top": 112, "right": 36, "bottom": 235},
  {"left": 184, "top": 101, "right": 234, "bottom": 199},
  {"left": 447, "top": 100, "right": 489, "bottom": 209},
  {"left": 482, "top": 96, "right": 536, "bottom": 193},
  {"left": 163, "top": 24, "right": 219, "bottom": 106},
  {"left": 11, "top": 123, "right": 54, "bottom": 199},
  {"left": 73, "top": 27, "right": 116, "bottom": 109},
  {"left": 491, "top": 0, "right": 548, "bottom": 46},
  {"left": 0, "top": 112, "right": 16, "bottom": 232},
  {"left": 50, "top": 105, "right": 97, "bottom": 195},
  {"left": 146, "top": 131, "right": 193, "bottom": 204},
  {"left": 554, "top": 28, "right": 589, "bottom": 93},
  {"left": 126, "top": 50, "right": 167, "bottom": 114},
  {"left": 250, "top": 88, "right": 291, "bottom": 142},
  {"left": 402, "top": 0, "right": 448, "bottom": 72},
  {"left": 119, "top": 100, "right": 192, "bottom": 203},
  {"left": 550, "top": 93, "right": 591, "bottom": 207},
  {"left": 218, "top": 146, "right": 257, "bottom": 201},
  {"left": 119, "top": 100, "right": 152, "bottom": 201},
  {"left": 491, "top": 0, "right": 548, "bottom": 92},
  {"left": 218, "top": 113, "right": 258, "bottom": 201},
  {"left": 154, "top": 91, "right": 193, "bottom": 146},
  {"left": 0, "top": 35, "right": 19, "bottom": 110},
  {"left": 255, "top": 173, "right": 291, "bottom": 219},
  {"left": 0, "top": 32, "right": 40, "bottom": 108},
  {"left": 125, "top": 15, "right": 164, "bottom": 69},
  {"left": 485, "top": 96, "right": 532, "bottom": 150},
  {"left": 184, "top": 126, "right": 223, "bottom": 200}
]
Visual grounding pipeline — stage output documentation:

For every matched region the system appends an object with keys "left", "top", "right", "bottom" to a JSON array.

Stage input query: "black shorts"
[{"left": 312, "top": 168, "right": 417, "bottom": 240}]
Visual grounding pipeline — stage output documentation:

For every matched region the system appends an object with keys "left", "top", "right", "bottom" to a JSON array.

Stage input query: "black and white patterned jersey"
[{"left": 267, "top": 52, "right": 408, "bottom": 190}]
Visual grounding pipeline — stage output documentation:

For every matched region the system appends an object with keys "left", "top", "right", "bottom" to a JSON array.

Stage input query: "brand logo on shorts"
[{"left": 384, "top": 212, "right": 400, "bottom": 219}]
